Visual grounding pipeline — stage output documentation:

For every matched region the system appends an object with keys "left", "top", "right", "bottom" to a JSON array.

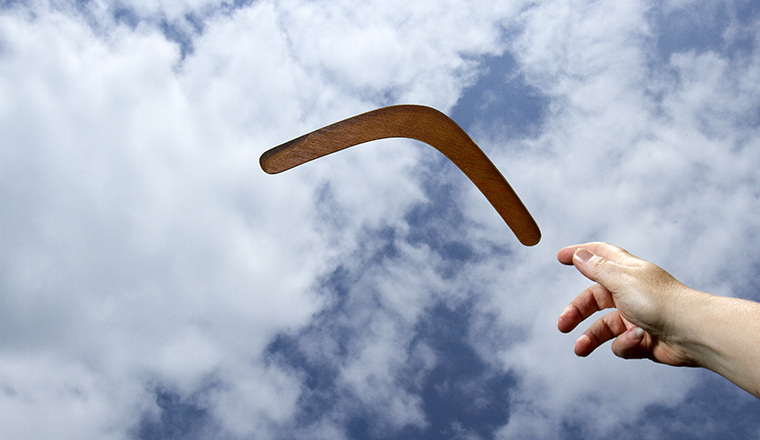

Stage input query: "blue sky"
[{"left": 1, "top": 0, "right": 760, "bottom": 439}]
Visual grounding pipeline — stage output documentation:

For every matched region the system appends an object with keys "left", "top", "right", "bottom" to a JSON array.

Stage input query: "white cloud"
[
  {"left": 1, "top": 0, "right": 759, "bottom": 438},
  {"left": 479, "top": 0, "right": 760, "bottom": 437},
  {"left": 0, "top": 0, "right": 527, "bottom": 438},
  {"left": 0, "top": 3, "right": 327, "bottom": 438}
]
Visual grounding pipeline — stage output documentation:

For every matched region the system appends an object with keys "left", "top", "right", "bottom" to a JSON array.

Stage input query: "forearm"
[{"left": 681, "top": 291, "right": 760, "bottom": 398}]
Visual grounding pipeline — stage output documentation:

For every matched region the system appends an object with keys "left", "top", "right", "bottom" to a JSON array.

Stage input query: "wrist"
[
  {"left": 675, "top": 291, "right": 760, "bottom": 385},
  {"left": 663, "top": 286, "right": 716, "bottom": 368}
]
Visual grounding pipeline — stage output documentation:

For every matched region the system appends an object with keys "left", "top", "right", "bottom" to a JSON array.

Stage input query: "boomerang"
[{"left": 260, "top": 105, "right": 541, "bottom": 246}]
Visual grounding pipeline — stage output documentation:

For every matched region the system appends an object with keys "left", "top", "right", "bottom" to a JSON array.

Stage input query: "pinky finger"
[{"left": 611, "top": 326, "right": 648, "bottom": 359}]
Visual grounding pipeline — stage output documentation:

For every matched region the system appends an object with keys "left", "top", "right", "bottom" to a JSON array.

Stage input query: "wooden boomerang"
[{"left": 260, "top": 105, "right": 541, "bottom": 246}]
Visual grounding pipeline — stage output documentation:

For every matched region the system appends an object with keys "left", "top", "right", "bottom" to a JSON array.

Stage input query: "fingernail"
[
  {"left": 630, "top": 326, "right": 645, "bottom": 340},
  {"left": 574, "top": 248, "right": 593, "bottom": 264}
]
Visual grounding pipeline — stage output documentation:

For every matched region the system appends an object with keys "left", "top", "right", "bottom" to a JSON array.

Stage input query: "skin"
[{"left": 557, "top": 242, "right": 760, "bottom": 398}]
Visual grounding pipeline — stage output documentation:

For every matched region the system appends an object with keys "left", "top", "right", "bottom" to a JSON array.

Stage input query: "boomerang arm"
[{"left": 260, "top": 105, "right": 541, "bottom": 246}]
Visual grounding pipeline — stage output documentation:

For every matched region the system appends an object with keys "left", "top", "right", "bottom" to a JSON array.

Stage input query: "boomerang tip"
[
  {"left": 520, "top": 228, "right": 541, "bottom": 247},
  {"left": 259, "top": 151, "right": 279, "bottom": 174},
  {"left": 259, "top": 135, "right": 307, "bottom": 174}
]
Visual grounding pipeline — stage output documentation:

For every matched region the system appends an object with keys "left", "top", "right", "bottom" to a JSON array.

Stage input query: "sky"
[{"left": 1, "top": 0, "right": 760, "bottom": 439}]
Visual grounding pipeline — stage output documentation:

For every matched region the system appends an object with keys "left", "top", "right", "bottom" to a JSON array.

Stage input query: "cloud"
[
  {"left": 0, "top": 0, "right": 525, "bottom": 438},
  {"left": 1, "top": 0, "right": 760, "bottom": 439},
  {"left": 0, "top": 3, "right": 327, "bottom": 438},
  {"left": 486, "top": 0, "right": 760, "bottom": 436}
]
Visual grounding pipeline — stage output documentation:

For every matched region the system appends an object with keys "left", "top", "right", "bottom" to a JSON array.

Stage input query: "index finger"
[{"left": 558, "top": 283, "right": 618, "bottom": 333}]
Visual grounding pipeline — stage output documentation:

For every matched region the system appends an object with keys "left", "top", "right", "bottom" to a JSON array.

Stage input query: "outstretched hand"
[
  {"left": 558, "top": 242, "right": 760, "bottom": 399},
  {"left": 557, "top": 242, "right": 700, "bottom": 367}
]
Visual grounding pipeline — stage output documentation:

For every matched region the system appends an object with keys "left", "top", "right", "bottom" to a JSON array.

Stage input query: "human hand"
[{"left": 557, "top": 242, "right": 702, "bottom": 367}]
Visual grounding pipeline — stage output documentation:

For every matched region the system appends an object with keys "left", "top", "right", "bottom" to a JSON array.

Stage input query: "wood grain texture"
[{"left": 260, "top": 105, "right": 541, "bottom": 246}]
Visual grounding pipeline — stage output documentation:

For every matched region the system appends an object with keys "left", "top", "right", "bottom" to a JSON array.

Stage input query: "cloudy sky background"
[{"left": 2, "top": 0, "right": 760, "bottom": 438}]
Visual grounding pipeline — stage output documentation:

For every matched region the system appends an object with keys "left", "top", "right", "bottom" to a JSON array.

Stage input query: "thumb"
[{"left": 572, "top": 248, "right": 626, "bottom": 292}]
